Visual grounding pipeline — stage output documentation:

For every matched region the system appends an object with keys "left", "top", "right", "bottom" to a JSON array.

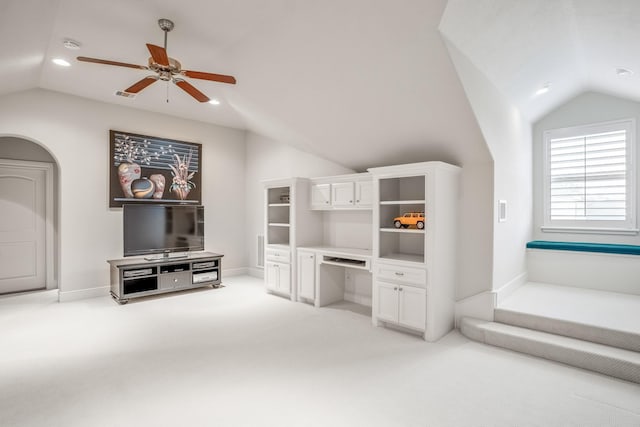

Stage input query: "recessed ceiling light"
[
  {"left": 63, "top": 39, "right": 81, "bottom": 50},
  {"left": 616, "top": 67, "right": 633, "bottom": 77},
  {"left": 52, "top": 58, "right": 71, "bottom": 67},
  {"left": 535, "top": 82, "right": 551, "bottom": 96},
  {"left": 208, "top": 99, "right": 221, "bottom": 105}
]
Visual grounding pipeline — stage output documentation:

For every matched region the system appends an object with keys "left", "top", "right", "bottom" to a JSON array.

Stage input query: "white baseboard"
[
  {"left": 247, "top": 267, "right": 264, "bottom": 279},
  {"left": 222, "top": 267, "right": 250, "bottom": 277},
  {"left": 495, "top": 272, "right": 527, "bottom": 305},
  {"left": 454, "top": 291, "right": 496, "bottom": 327},
  {"left": 58, "top": 286, "right": 109, "bottom": 302}
]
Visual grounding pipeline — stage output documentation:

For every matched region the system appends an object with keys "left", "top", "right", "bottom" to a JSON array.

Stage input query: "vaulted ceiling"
[{"left": 1, "top": 0, "right": 638, "bottom": 170}]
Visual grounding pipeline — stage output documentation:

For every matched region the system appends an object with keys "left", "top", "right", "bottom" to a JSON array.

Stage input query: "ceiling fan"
[{"left": 77, "top": 18, "right": 236, "bottom": 102}]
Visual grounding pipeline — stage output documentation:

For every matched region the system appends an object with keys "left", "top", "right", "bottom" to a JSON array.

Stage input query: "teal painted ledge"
[{"left": 526, "top": 241, "right": 640, "bottom": 256}]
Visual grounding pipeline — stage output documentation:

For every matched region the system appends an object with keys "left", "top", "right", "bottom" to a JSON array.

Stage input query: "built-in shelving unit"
[
  {"left": 376, "top": 174, "right": 427, "bottom": 264},
  {"left": 263, "top": 178, "right": 322, "bottom": 301},
  {"left": 370, "top": 161, "right": 460, "bottom": 341},
  {"left": 266, "top": 186, "right": 291, "bottom": 246}
]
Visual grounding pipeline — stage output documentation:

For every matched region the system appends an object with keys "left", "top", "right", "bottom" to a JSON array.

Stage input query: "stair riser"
[
  {"left": 483, "top": 329, "right": 640, "bottom": 384},
  {"left": 495, "top": 309, "right": 640, "bottom": 353}
]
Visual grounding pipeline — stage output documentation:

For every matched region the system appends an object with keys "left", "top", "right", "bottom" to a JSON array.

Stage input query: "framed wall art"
[{"left": 109, "top": 130, "right": 202, "bottom": 208}]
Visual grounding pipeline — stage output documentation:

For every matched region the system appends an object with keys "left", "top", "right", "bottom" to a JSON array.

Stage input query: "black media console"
[{"left": 107, "top": 252, "right": 224, "bottom": 304}]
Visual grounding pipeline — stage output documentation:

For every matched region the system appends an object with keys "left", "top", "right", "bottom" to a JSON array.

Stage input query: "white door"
[
  {"left": 265, "top": 262, "right": 279, "bottom": 291},
  {"left": 375, "top": 281, "right": 399, "bottom": 323},
  {"left": 278, "top": 262, "right": 291, "bottom": 295},
  {"left": 0, "top": 163, "right": 47, "bottom": 294},
  {"left": 297, "top": 251, "right": 315, "bottom": 300},
  {"left": 331, "top": 182, "right": 355, "bottom": 207},
  {"left": 398, "top": 285, "right": 426, "bottom": 330}
]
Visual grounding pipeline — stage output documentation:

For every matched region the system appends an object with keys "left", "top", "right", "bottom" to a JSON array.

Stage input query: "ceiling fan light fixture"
[
  {"left": 52, "top": 58, "right": 71, "bottom": 67},
  {"left": 208, "top": 99, "right": 221, "bottom": 105}
]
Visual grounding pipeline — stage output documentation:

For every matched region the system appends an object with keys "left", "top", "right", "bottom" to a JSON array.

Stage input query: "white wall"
[
  {"left": 533, "top": 91, "right": 640, "bottom": 245},
  {"left": 244, "top": 131, "right": 354, "bottom": 272},
  {"left": 444, "top": 41, "right": 532, "bottom": 296},
  {"left": 0, "top": 89, "right": 246, "bottom": 298}
]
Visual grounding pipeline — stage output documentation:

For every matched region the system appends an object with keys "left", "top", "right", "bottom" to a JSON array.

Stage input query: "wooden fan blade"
[
  {"left": 77, "top": 56, "right": 147, "bottom": 70},
  {"left": 125, "top": 76, "right": 158, "bottom": 94},
  {"left": 174, "top": 79, "right": 209, "bottom": 102},
  {"left": 146, "top": 44, "right": 170, "bottom": 67},
  {"left": 182, "top": 70, "right": 237, "bottom": 85}
]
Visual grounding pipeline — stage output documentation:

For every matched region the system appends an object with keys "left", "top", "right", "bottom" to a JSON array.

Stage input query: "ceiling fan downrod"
[{"left": 157, "top": 18, "right": 174, "bottom": 50}]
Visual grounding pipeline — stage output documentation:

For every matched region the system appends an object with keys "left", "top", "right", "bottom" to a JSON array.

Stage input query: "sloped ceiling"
[
  {"left": 440, "top": 0, "right": 640, "bottom": 123},
  {"left": 4, "top": 1, "right": 640, "bottom": 170},
  {"left": 0, "top": 0, "right": 492, "bottom": 171}
]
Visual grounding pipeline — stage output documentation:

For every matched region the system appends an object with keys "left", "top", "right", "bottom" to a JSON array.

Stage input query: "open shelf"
[
  {"left": 268, "top": 203, "right": 291, "bottom": 207},
  {"left": 378, "top": 252, "right": 425, "bottom": 264},
  {"left": 380, "top": 200, "right": 425, "bottom": 205},
  {"left": 268, "top": 223, "right": 291, "bottom": 227},
  {"left": 379, "top": 175, "right": 425, "bottom": 203},
  {"left": 380, "top": 227, "right": 425, "bottom": 234},
  {"left": 378, "top": 231, "right": 425, "bottom": 264}
]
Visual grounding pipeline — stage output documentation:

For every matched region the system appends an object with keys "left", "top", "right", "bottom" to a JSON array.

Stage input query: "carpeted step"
[{"left": 460, "top": 317, "right": 640, "bottom": 384}]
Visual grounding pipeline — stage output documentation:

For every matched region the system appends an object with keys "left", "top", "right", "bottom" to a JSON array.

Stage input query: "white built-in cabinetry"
[
  {"left": 370, "top": 161, "right": 460, "bottom": 341},
  {"left": 263, "top": 178, "right": 321, "bottom": 301},
  {"left": 310, "top": 173, "right": 372, "bottom": 210},
  {"left": 263, "top": 161, "right": 459, "bottom": 342}
]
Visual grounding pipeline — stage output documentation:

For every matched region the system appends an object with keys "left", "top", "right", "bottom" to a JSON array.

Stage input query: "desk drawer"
[
  {"left": 376, "top": 262, "right": 426, "bottom": 287},
  {"left": 266, "top": 247, "right": 290, "bottom": 263}
]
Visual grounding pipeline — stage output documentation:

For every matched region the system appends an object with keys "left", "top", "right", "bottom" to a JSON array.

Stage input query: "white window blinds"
[
  {"left": 549, "top": 129, "right": 627, "bottom": 221},
  {"left": 543, "top": 118, "right": 636, "bottom": 234}
]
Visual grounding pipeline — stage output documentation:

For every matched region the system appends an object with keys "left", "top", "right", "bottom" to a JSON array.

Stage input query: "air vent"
[
  {"left": 257, "top": 235, "right": 264, "bottom": 267},
  {"left": 115, "top": 91, "right": 136, "bottom": 98}
]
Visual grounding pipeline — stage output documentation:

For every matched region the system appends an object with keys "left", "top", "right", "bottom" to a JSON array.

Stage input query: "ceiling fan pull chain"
[{"left": 166, "top": 81, "right": 169, "bottom": 103}]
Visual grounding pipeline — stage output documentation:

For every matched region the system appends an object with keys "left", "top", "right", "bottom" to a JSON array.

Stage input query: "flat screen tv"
[{"left": 123, "top": 204, "right": 204, "bottom": 258}]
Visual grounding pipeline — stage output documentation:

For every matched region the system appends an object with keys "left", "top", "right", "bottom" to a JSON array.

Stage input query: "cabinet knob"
[
  {"left": 394, "top": 287, "right": 398, "bottom": 291},
  {"left": 395, "top": 272, "right": 404, "bottom": 276},
  {"left": 399, "top": 287, "right": 403, "bottom": 291},
  {"left": 173, "top": 278, "right": 178, "bottom": 283}
]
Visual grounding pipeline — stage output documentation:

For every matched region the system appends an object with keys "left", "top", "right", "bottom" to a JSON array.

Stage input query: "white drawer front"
[
  {"left": 376, "top": 263, "right": 426, "bottom": 287},
  {"left": 266, "top": 248, "right": 290, "bottom": 263}
]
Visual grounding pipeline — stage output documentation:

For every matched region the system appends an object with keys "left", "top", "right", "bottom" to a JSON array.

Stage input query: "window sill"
[{"left": 541, "top": 226, "right": 639, "bottom": 236}]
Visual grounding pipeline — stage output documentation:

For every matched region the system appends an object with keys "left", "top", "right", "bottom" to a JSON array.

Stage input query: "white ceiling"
[
  {"left": 2, "top": 0, "right": 639, "bottom": 170},
  {"left": 440, "top": 0, "right": 640, "bottom": 122}
]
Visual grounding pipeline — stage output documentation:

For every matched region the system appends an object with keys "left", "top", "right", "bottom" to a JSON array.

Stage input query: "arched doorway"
[{"left": 0, "top": 136, "right": 58, "bottom": 294}]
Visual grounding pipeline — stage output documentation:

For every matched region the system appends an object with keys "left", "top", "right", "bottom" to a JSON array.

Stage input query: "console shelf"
[{"left": 107, "top": 252, "right": 223, "bottom": 304}]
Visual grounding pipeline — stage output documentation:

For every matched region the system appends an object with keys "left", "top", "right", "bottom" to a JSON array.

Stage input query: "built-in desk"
[{"left": 296, "top": 246, "right": 372, "bottom": 308}]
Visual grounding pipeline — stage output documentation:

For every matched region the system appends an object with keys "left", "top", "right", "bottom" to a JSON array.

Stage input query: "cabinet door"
[
  {"left": 331, "top": 182, "right": 355, "bottom": 207},
  {"left": 265, "top": 262, "right": 279, "bottom": 291},
  {"left": 278, "top": 262, "right": 291, "bottom": 295},
  {"left": 375, "top": 281, "right": 399, "bottom": 323},
  {"left": 355, "top": 180, "right": 373, "bottom": 208},
  {"left": 398, "top": 285, "right": 426, "bottom": 330},
  {"left": 311, "top": 183, "right": 331, "bottom": 209},
  {"left": 297, "top": 251, "right": 315, "bottom": 300}
]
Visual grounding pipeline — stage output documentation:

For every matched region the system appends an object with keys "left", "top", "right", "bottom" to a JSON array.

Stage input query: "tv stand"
[{"left": 107, "top": 252, "right": 223, "bottom": 304}]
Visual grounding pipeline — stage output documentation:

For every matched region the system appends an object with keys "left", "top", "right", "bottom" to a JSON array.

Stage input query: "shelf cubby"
[{"left": 378, "top": 230, "right": 425, "bottom": 264}]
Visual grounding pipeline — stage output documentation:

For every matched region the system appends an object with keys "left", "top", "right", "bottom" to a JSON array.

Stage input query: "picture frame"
[{"left": 109, "top": 130, "right": 202, "bottom": 208}]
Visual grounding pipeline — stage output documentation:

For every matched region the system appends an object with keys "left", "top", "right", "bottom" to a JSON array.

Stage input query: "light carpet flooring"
[{"left": 1, "top": 275, "right": 639, "bottom": 427}]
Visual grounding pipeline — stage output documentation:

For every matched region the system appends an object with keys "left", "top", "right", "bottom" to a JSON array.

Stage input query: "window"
[{"left": 542, "top": 119, "right": 637, "bottom": 234}]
